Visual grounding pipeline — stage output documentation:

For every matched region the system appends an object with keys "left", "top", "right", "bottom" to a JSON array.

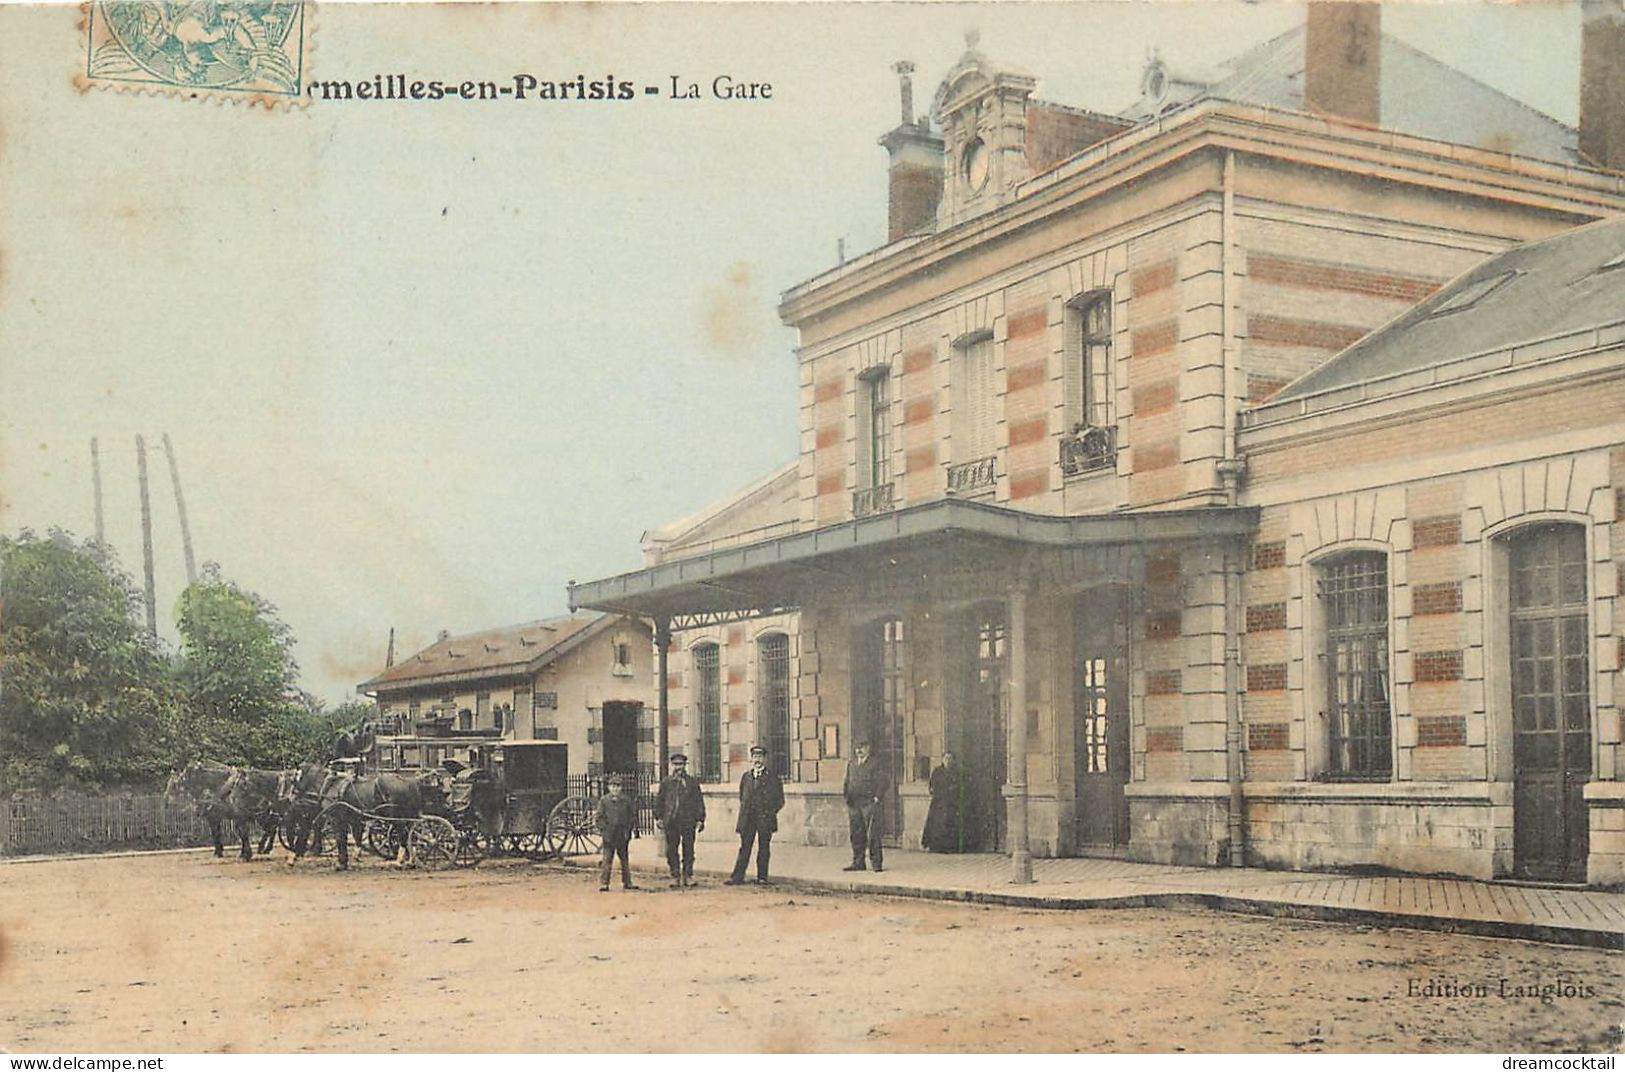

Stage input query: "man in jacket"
[
  {"left": 654, "top": 752, "right": 706, "bottom": 888},
  {"left": 725, "top": 744, "right": 784, "bottom": 886},
  {"left": 843, "top": 740, "right": 887, "bottom": 872},
  {"left": 594, "top": 774, "right": 640, "bottom": 892}
]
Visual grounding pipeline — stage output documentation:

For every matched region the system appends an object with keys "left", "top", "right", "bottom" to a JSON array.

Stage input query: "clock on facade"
[{"left": 963, "top": 136, "right": 990, "bottom": 194}]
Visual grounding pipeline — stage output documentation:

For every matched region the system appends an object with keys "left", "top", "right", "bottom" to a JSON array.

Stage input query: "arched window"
[
  {"left": 1317, "top": 551, "right": 1391, "bottom": 780},
  {"left": 693, "top": 643, "right": 722, "bottom": 781},
  {"left": 757, "top": 633, "right": 792, "bottom": 779}
]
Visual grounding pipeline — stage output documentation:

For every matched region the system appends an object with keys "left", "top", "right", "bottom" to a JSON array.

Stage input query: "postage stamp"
[{"left": 80, "top": 0, "right": 310, "bottom": 103}]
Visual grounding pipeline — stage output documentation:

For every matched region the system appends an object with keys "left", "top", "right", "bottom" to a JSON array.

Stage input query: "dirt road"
[{"left": 0, "top": 852, "right": 1619, "bottom": 1053}]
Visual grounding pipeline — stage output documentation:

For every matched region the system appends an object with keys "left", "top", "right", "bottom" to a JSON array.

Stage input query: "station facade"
[{"left": 570, "top": 4, "right": 1625, "bottom": 884}]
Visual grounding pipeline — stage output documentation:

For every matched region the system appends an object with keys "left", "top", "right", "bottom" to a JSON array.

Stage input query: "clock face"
[{"left": 963, "top": 137, "right": 990, "bottom": 194}]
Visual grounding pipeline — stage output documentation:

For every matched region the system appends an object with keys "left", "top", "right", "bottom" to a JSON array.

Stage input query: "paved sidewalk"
[{"left": 621, "top": 838, "right": 1625, "bottom": 950}]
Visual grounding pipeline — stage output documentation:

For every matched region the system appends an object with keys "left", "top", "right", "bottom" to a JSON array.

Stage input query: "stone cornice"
[{"left": 779, "top": 100, "right": 1625, "bottom": 331}]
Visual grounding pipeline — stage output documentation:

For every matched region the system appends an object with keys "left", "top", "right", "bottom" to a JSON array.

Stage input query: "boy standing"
[{"left": 595, "top": 774, "right": 639, "bottom": 892}]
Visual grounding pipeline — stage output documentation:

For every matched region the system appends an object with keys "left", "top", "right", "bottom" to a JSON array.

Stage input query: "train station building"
[{"left": 568, "top": 4, "right": 1625, "bottom": 885}]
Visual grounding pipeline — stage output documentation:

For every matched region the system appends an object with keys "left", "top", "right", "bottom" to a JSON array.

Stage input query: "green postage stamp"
[{"left": 82, "top": 1, "right": 309, "bottom": 102}]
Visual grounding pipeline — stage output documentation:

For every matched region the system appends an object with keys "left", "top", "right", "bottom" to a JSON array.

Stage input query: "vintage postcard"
[{"left": 1, "top": 0, "right": 1622, "bottom": 1057}]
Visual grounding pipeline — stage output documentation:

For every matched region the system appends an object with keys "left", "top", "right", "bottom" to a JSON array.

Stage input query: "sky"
[{"left": 0, "top": 1, "right": 1591, "bottom": 704}]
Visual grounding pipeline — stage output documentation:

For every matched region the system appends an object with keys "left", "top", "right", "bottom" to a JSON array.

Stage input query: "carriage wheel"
[
  {"left": 452, "top": 829, "right": 486, "bottom": 868},
  {"left": 408, "top": 815, "right": 459, "bottom": 871},
  {"left": 513, "top": 832, "right": 551, "bottom": 861},
  {"left": 546, "top": 795, "right": 601, "bottom": 858},
  {"left": 363, "top": 804, "right": 402, "bottom": 858},
  {"left": 277, "top": 809, "right": 306, "bottom": 854}
]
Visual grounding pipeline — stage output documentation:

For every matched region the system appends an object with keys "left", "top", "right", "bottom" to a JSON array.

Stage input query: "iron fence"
[{"left": 567, "top": 770, "right": 657, "bottom": 836}]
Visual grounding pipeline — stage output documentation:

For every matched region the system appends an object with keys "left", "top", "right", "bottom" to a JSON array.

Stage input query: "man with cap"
[
  {"left": 594, "top": 774, "right": 639, "bottom": 892},
  {"left": 843, "top": 739, "right": 887, "bottom": 872},
  {"left": 725, "top": 744, "right": 784, "bottom": 886},
  {"left": 654, "top": 752, "right": 706, "bottom": 887}
]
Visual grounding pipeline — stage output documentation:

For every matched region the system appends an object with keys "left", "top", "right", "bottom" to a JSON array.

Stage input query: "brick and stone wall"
[
  {"left": 666, "top": 613, "right": 802, "bottom": 788},
  {"left": 1241, "top": 410, "right": 1622, "bottom": 880}
]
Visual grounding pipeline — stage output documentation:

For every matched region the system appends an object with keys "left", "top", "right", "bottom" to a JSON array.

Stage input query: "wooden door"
[
  {"left": 852, "top": 618, "right": 905, "bottom": 846},
  {"left": 960, "top": 606, "right": 1008, "bottom": 853},
  {"left": 601, "top": 701, "right": 641, "bottom": 775},
  {"left": 1509, "top": 525, "right": 1591, "bottom": 883},
  {"left": 1074, "top": 590, "right": 1129, "bottom": 849}
]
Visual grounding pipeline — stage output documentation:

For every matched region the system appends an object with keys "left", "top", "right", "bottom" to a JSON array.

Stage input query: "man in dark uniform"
[
  {"left": 843, "top": 740, "right": 887, "bottom": 872},
  {"left": 654, "top": 752, "right": 706, "bottom": 888},
  {"left": 725, "top": 744, "right": 784, "bottom": 886},
  {"left": 594, "top": 774, "right": 639, "bottom": 892}
]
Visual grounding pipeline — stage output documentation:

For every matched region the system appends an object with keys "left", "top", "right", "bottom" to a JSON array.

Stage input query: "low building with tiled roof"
[{"left": 359, "top": 611, "right": 656, "bottom": 781}]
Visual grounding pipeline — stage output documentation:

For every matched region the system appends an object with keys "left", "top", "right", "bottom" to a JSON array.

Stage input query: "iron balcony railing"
[
  {"left": 852, "top": 482, "right": 897, "bottom": 518},
  {"left": 946, "top": 455, "right": 997, "bottom": 495},
  {"left": 1060, "top": 425, "right": 1117, "bottom": 477}
]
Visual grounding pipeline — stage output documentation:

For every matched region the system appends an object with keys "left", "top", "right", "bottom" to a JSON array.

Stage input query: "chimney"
[
  {"left": 1581, "top": 0, "right": 1625, "bottom": 172},
  {"left": 879, "top": 60, "right": 944, "bottom": 242},
  {"left": 1304, "top": 1, "right": 1381, "bottom": 126}
]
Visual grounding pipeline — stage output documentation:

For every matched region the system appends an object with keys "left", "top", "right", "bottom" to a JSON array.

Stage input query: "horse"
[
  {"left": 218, "top": 768, "right": 287, "bottom": 860},
  {"left": 321, "top": 770, "right": 425, "bottom": 870},
  {"left": 164, "top": 762, "right": 281, "bottom": 859},
  {"left": 282, "top": 761, "right": 342, "bottom": 863}
]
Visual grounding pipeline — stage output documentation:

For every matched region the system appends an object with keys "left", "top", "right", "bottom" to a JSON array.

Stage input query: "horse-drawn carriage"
[
  {"left": 265, "top": 740, "right": 605, "bottom": 869},
  {"left": 428, "top": 740, "right": 603, "bottom": 864}
]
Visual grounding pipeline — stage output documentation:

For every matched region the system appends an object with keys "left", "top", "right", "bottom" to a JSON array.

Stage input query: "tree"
[
  {"left": 0, "top": 530, "right": 182, "bottom": 791},
  {"left": 173, "top": 563, "right": 321, "bottom": 768}
]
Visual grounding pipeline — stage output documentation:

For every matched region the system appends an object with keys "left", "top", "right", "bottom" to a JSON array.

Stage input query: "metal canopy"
[{"left": 568, "top": 498, "right": 1258, "bottom": 621}]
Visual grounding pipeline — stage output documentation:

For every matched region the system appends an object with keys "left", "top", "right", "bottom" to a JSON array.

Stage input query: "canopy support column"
[
  {"left": 655, "top": 617, "right": 671, "bottom": 772},
  {"left": 1006, "top": 580, "right": 1034, "bottom": 884}
]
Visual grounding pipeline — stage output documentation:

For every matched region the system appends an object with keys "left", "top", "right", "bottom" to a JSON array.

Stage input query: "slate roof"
[
  {"left": 361, "top": 611, "right": 610, "bottom": 691},
  {"left": 1123, "top": 26, "right": 1577, "bottom": 164},
  {"left": 1271, "top": 214, "right": 1625, "bottom": 402}
]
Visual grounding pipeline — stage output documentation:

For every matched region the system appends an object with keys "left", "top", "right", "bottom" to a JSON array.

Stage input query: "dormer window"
[
  {"left": 962, "top": 136, "right": 990, "bottom": 194},
  {"left": 1426, "top": 270, "right": 1516, "bottom": 318}
]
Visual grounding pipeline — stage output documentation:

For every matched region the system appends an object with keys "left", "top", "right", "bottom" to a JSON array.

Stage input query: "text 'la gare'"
[{"left": 669, "top": 75, "right": 773, "bottom": 101}]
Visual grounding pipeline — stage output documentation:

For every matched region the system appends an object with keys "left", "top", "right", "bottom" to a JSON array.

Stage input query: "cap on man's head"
[
  {"left": 854, "top": 740, "right": 871, "bottom": 750},
  {"left": 607, "top": 774, "right": 624, "bottom": 785},
  {"left": 749, "top": 745, "right": 768, "bottom": 757},
  {"left": 669, "top": 753, "right": 688, "bottom": 764}
]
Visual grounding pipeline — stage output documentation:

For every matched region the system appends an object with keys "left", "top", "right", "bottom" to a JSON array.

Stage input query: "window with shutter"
[{"left": 953, "top": 336, "right": 996, "bottom": 463}]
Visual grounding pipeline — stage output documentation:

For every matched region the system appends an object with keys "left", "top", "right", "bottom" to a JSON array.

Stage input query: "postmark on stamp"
[{"left": 81, "top": 1, "right": 310, "bottom": 103}]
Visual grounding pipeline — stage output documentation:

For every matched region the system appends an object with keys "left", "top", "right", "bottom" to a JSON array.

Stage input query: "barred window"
[
  {"left": 758, "top": 633, "right": 791, "bottom": 779},
  {"left": 1318, "top": 552, "right": 1391, "bottom": 780},
  {"left": 694, "top": 643, "right": 722, "bottom": 781}
]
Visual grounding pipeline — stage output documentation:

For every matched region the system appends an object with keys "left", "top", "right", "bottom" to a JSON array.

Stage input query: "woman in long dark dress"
[{"left": 922, "top": 751, "right": 968, "bottom": 853}]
